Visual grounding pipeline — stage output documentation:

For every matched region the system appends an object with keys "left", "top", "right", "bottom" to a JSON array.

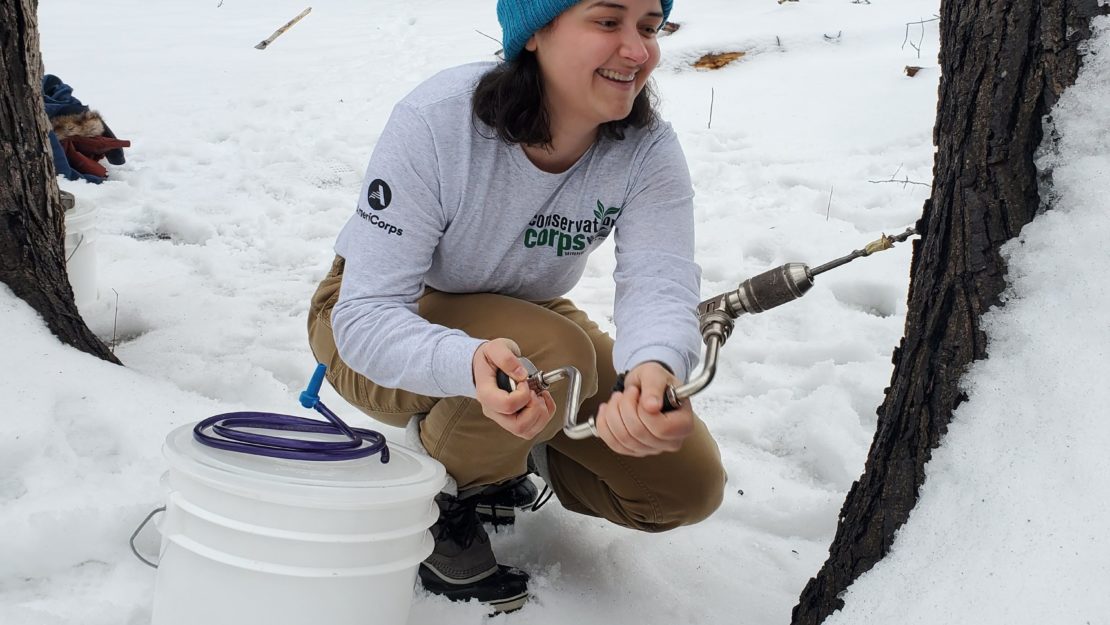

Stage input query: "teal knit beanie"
[{"left": 498, "top": 0, "right": 673, "bottom": 62}]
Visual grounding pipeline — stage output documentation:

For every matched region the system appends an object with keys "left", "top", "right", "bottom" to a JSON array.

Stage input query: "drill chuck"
[
  {"left": 699, "top": 262, "right": 814, "bottom": 321},
  {"left": 732, "top": 262, "right": 814, "bottom": 313}
]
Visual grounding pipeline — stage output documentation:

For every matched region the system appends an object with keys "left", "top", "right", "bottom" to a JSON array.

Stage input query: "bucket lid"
[{"left": 163, "top": 423, "right": 446, "bottom": 508}]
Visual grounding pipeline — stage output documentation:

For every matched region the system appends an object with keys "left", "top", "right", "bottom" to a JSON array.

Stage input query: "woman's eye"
[{"left": 597, "top": 19, "right": 618, "bottom": 28}]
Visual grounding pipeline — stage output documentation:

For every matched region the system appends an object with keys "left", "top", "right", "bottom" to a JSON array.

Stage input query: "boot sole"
[
  {"left": 488, "top": 591, "right": 529, "bottom": 613},
  {"left": 418, "top": 563, "right": 529, "bottom": 612}
]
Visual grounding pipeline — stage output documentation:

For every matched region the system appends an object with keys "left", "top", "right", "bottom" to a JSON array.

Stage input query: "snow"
[{"left": 1, "top": 1, "right": 1104, "bottom": 624}]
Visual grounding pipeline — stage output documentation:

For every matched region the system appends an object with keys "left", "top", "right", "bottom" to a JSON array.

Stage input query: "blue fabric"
[
  {"left": 497, "top": 0, "right": 672, "bottom": 61},
  {"left": 41, "top": 74, "right": 105, "bottom": 184},
  {"left": 43, "top": 74, "right": 88, "bottom": 118}
]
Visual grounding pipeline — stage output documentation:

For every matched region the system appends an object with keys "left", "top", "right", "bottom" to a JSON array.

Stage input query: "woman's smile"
[{"left": 597, "top": 68, "right": 639, "bottom": 89}]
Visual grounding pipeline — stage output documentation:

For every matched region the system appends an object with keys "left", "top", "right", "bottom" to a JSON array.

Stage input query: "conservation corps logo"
[{"left": 522, "top": 200, "right": 623, "bottom": 257}]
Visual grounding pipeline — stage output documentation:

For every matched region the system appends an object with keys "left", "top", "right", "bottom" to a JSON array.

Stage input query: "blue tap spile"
[{"left": 299, "top": 363, "right": 327, "bottom": 409}]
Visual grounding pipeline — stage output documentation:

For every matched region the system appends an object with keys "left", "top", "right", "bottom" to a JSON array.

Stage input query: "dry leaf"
[
  {"left": 905, "top": 66, "right": 923, "bottom": 77},
  {"left": 694, "top": 51, "right": 746, "bottom": 70}
]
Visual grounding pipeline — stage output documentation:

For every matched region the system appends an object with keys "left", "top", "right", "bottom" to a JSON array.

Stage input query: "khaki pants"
[{"left": 308, "top": 256, "right": 725, "bottom": 532}]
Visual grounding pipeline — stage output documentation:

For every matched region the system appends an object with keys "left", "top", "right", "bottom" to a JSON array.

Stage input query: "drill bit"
[{"left": 810, "top": 227, "right": 918, "bottom": 277}]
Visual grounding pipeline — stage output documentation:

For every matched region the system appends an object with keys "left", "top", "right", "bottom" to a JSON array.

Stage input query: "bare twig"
[
  {"left": 826, "top": 187, "right": 834, "bottom": 221},
  {"left": 476, "top": 29, "right": 504, "bottom": 58},
  {"left": 708, "top": 88, "right": 715, "bottom": 130},
  {"left": 475, "top": 29, "right": 500, "bottom": 46},
  {"left": 255, "top": 7, "right": 312, "bottom": 50},
  {"left": 110, "top": 288, "right": 120, "bottom": 354},
  {"left": 868, "top": 164, "right": 930, "bottom": 188},
  {"left": 902, "top": 17, "right": 939, "bottom": 59}
]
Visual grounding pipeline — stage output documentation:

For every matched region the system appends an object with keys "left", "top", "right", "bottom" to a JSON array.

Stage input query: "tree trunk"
[
  {"left": 791, "top": 0, "right": 1106, "bottom": 623},
  {"left": 0, "top": 0, "right": 120, "bottom": 364}
]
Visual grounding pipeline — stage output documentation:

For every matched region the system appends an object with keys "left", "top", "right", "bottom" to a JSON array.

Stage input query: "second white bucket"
[
  {"left": 64, "top": 203, "right": 98, "bottom": 309},
  {"left": 151, "top": 424, "right": 446, "bottom": 625}
]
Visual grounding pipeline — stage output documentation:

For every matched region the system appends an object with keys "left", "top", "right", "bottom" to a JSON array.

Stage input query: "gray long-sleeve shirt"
[{"left": 332, "top": 62, "right": 701, "bottom": 399}]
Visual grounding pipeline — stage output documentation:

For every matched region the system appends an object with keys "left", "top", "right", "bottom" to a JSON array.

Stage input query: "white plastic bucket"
[
  {"left": 63, "top": 204, "right": 98, "bottom": 309},
  {"left": 151, "top": 424, "right": 446, "bottom": 625}
]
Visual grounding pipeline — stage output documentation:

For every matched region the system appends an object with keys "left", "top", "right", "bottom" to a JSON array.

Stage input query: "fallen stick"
[{"left": 255, "top": 7, "right": 311, "bottom": 50}]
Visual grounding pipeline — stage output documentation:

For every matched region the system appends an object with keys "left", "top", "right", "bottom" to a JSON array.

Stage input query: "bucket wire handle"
[
  {"left": 129, "top": 506, "right": 166, "bottom": 569},
  {"left": 66, "top": 233, "right": 85, "bottom": 263}
]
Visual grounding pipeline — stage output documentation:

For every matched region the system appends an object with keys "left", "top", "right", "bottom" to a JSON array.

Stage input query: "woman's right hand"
[{"left": 472, "top": 338, "right": 556, "bottom": 439}]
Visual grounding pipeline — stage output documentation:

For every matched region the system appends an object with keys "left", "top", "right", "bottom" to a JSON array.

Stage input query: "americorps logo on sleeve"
[
  {"left": 367, "top": 179, "right": 392, "bottom": 210},
  {"left": 356, "top": 178, "right": 403, "bottom": 236}
]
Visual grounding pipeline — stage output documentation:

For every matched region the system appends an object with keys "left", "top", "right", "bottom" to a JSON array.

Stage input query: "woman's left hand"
[{"left": 595, "top": 362, "right": 695, "bottom": 457}]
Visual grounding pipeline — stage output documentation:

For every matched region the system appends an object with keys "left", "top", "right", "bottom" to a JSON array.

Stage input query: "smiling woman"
[{"left": 306, "top": 0, "right": 726, "bottom": 614}]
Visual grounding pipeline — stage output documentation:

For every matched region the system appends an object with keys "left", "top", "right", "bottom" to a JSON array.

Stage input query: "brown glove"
[{"left": 61, "top": 135, "right": 132, "bottom": 178}]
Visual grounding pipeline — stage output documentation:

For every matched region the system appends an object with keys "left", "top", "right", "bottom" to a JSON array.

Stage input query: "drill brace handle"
[{"left": 496, "top": 359, "right": 588, "bottom": 438}]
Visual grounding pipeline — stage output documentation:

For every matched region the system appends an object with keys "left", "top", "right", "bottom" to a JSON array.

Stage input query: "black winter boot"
[{"left": 419, "top": 491, "right": 529, "bottom": 613}]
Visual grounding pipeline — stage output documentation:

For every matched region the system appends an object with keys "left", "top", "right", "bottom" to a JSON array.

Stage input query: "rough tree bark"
[
  {"left": 0, "top": 0, "right": 120, "bottom": 363},
  {"left": 791, "top": 0, "right": 1107, "bottom": 623}
]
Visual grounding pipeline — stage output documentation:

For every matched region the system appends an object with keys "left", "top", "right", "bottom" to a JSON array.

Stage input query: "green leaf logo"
[{"left": 594, "top": 200, "right": 623, "bottom": 222}]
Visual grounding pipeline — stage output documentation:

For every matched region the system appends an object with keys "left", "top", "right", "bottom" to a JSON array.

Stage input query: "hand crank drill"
[{"left": 498, "top": 227, "right": 917, "bottom": 439}]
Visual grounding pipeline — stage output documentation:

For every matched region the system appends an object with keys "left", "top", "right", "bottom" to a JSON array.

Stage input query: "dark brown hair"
[{"left": 472, "top": 51, "right": 659, "bottom": 146}]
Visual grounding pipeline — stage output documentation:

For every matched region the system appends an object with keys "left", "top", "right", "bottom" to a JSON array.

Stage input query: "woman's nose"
[{"left": 619, "top": 26, "right": 650, "bottom": 64}]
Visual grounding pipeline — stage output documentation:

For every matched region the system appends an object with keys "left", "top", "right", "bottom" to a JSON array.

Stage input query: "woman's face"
[{"left": 526, "top": 0, "right": 664, "bottom": 131}]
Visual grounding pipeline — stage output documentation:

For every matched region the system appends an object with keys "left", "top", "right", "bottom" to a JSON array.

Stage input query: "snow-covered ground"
[{"left": 2, "top": 1, "right": 1106, "bottom": 624}]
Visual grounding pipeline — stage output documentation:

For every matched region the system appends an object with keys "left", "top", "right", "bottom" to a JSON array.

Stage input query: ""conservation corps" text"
[{"left": 522, "top": 212, "right": 618, "bottom": 257}]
